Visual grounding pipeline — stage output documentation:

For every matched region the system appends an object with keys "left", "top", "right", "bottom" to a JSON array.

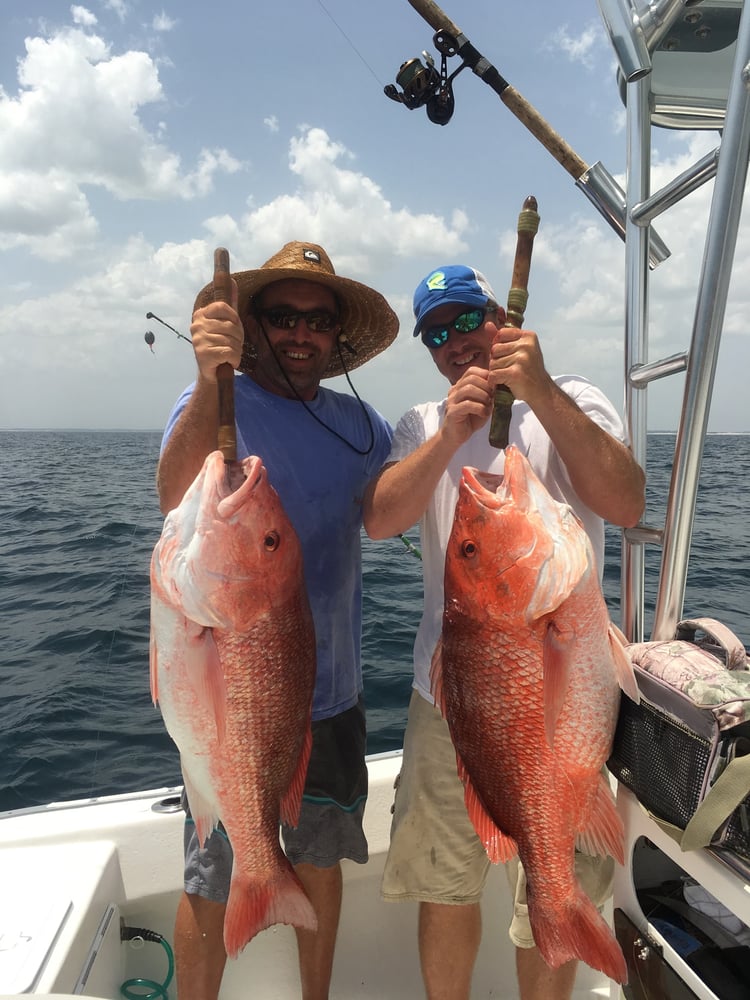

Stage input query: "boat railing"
[{"left": 598, "top": 0, "right": 750, "bottom": 641}]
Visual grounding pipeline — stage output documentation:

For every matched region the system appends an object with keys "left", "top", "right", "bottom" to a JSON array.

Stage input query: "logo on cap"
[
  {"left": 426, "top": 270, "right": 447, "bottom": 291},
  {"left": 303, "top": 249, "right": 321, "bottom": 263}
]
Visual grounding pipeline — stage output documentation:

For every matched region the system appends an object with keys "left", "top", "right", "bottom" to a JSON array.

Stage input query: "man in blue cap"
[{"left": 363, "top": 264, "right": 645, "bottom": 1000}]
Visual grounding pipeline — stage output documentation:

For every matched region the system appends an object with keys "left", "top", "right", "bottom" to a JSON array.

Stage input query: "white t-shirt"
[{"left": 387, "top": 375, "right": 627, "bottom": 704}]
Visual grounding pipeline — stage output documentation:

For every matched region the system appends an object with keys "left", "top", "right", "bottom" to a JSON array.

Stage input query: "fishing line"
[{"left": 315, "top": 0, "right": 385, "bottom": 87}]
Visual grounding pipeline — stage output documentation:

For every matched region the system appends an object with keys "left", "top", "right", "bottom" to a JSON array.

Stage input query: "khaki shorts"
[{"left": 382, "top": 690, "right": 614, "bottom": 948}]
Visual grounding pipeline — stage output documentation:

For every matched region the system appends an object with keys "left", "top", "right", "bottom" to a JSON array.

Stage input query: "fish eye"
[
  {"left": 461, "top": 539, "right": 477, "bottom": 558},
  {"left": 264, "top": 531, "right": 280, "bottom": 551}
]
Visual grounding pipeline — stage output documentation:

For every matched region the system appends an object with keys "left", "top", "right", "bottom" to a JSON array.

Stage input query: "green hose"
[{"left": 120, "top": 926, "right": 175, "bottom": 1000}]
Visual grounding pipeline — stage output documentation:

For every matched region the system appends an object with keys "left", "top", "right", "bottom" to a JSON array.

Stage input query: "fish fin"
[
  {"left": 543, "top": 621, "right": 574, "bottom": 746},
  {"left": 429, "top": 637, "right": 446, "bottom": 715},
  {"left": 458, "top": 759, "right": 517, "bottom": 864},
  {"left": 529, "top": 891, "right": 627, "bottom": 984},
  {"left": 182, "top": 769, "right": 219, "bottom": 847},
  {"left": 184, "top": 622, "right": 227, "bottom": 743},
  {"left": 608, "top": 624, "right": 641, "bottom": 704},
  {"left": 223, "top": 864, "right": 318, "bottom": 959},
  {"left": 576, "top": 772, "right": 625, "bottom": 864},
  {"left": 280, "top": 725, "right": 313, "bottom": 828}
]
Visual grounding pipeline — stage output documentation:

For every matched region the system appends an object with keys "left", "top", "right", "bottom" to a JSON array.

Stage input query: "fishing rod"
[
  {"left": 144, "top": 311, "right": 192, "bottom": 351},
  {"left": 145, "top": 253, "right": 238, "bottom": 469},
  {"left": 385, "top": 0, "right": 670, "bottom": 268}
]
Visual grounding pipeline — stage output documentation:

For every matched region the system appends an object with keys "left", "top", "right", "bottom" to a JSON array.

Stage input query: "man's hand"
[
  {"left": 189, "top": 278, "right": 243, "bottom": 382},
  {"left": 489, "top": 327, "right": 553, "bottom": 407},
  {"left": 442, "top": 366, "right": 494, "bottom": 446}
]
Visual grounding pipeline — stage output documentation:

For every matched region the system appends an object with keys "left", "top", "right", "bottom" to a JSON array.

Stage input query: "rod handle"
[
  {"left": 212, "top": 247, "right": 236, "bottom": 464},
  {"left": 488, "top": 196, "right": 540, "bottom": 449}
]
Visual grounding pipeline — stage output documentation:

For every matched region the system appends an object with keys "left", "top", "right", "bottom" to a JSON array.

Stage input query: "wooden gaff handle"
[
  {"left": 212, "top": 247, "right": 236, "bottom": 464},
  {"left": 488, "top": 196, "right": 540, "bottom": 449}
]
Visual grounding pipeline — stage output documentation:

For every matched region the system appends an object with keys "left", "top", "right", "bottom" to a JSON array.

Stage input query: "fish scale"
[
  {"left": 150, "top": 450, "right": 317, "bottom": 959},
  {"left": 433, "top": 445, "right": 640, "bottom": 984}
]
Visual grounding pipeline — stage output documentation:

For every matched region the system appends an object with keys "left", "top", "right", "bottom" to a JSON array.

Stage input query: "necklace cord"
[{"left": 255, "top": 317, "right": 375, "bottom": 456}]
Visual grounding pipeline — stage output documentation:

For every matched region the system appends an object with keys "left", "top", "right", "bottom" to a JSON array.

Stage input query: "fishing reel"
[{"left": 384, "top": 30, "right": 465, "bottom": 126}]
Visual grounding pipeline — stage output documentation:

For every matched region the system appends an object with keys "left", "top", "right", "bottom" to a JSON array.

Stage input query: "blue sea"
[{"left": 1, "top": 430, "right": 749, "bottom": 812}]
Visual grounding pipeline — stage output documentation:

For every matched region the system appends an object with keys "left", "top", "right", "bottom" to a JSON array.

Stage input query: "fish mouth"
[
  {"left": 216, "top": 454, "right": 266, "bottom": 518},
  {"left": 461, "top": 466, "right": 505, "bottom": 509},
  {"left": 462, "top": 447, "right": 534, "bottom": 511}
]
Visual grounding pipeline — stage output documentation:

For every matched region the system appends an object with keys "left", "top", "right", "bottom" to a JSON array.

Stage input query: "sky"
[{"left": 1, "top": 0, "right": 749, "bottom": 433}]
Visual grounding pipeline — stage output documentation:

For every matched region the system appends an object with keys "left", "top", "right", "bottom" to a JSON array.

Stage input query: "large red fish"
[
  {"left": 433, "top": 445, "right": 639, "bottom": 983},
  {"left": 150, "top": 451, "right": 317, "bottom": 957}
]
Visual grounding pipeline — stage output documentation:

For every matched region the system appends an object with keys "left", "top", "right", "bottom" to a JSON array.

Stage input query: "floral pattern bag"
[{"left": 608, "top": 617, "right": 750, "bottom": 866}]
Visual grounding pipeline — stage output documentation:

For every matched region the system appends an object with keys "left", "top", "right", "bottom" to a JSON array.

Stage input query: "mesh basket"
[
  {"left": 608, "top": 696, "right": 750, "bottom": 862},
  {"left": 608, "top": 696, "right": 711, "bottom": 827}
]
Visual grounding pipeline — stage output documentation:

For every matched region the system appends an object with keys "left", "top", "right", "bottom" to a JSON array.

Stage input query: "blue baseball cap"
[{"left": 412, "top": 265, "right": 498, "bottom": 336}]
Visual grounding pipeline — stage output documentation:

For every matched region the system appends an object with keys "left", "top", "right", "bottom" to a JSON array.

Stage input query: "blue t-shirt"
[{"left": 161, "top": 374, "right": 393, "bottom": 720}]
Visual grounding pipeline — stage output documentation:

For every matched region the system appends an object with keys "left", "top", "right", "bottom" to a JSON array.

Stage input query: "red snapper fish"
[
  {"left": 433, "top": 445, "right": 639, "bottom": 983},
  {"left": 150, "top": 451, "right": 317, "bottom": 957}
]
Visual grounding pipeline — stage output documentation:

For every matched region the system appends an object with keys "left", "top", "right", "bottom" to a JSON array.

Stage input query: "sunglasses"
[
  {"left": 420, "top": 307, "right": 488, "bottom": 349},
  {"left": 257, "top": 307, "right": 339, "bottom": 333}
]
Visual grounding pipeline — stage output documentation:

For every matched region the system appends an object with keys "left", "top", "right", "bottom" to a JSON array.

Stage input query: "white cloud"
[
  {"left": 153, "top": 12, "right": 176, "bottom": 32},
  {"left": 166, "top": 126, "right": 468, "bottom": 287},
  {"left": 71, "top": 5, "right": 97, "bottom": 27},
  {"left": 269, "top": 127, "right": 468, "bottom": 268},
  {"left": 0, "top": 170, "right": 99, "bottom": 260},
  {"left": 2, "top": 3, "right": 747, "bottom": 433},
  {"left": 198, "top": 127, "right": 469, "bottom": 277},
  {"left": 0, "top": 124, "right": 471, "bottom": 428},
  {"left": 0, "top": 22, "right": 242, "bottom": 257},
  {"left": 546, "top": 23, "right": 603, "bottom": 69}
]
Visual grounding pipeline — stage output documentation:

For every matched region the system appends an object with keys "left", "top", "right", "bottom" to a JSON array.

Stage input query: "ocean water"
[{"left": 1, "top": 430, "right": 748, "bottom": 812}]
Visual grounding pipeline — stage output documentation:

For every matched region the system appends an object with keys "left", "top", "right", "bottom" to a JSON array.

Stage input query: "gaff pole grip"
[
  {"left": 212, "top": 247, "right": 237, "bottom": 464},
  {"left": 488, "top": 195, "right": 540, "bottom": 449}
]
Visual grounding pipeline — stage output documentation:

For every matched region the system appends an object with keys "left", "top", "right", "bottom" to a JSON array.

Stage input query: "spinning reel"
[{"left": 384, "top": 30, "right": 466, "bottom": 126}]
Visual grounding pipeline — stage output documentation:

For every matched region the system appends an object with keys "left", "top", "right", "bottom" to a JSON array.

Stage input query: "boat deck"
[{"left": 0, "top": 753, "right": 614, "bottom": 998}]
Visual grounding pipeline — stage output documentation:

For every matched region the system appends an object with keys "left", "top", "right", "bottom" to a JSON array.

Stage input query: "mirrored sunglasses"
[
  {"left": 258, "top": 308, "right": 339, "bottom": 333},
  {"left": 421, "top": 307, "right": 488, "bottom": 349}
]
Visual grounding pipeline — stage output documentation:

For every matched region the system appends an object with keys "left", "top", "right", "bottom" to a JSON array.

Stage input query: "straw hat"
[{"left": 193, "top": 241, "right": 399, "bottom": 379}]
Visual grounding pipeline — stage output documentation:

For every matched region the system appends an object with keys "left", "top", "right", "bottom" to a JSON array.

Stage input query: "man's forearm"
[
  {"left": 363, "top": 428, "right": 459, "bottom": 539},
  {"left": 533, "top": 382, "right": 645, "bottom": 527},
  {"left": 156, "top": 378, "right": 221, "bottom": 514}
]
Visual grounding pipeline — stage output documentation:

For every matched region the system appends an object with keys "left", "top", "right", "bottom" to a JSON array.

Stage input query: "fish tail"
[
  {"left": 531, "top": 892, "right": 627, "bottom": 985},
  {"left": 223, "top": 866, "right": 318, "bottom": 958}
]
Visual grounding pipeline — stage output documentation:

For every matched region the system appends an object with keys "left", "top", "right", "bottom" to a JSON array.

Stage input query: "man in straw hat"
[
  {"left": 363, "top": 264, "right": 644, "bottom": 1000},
  {"left": 157, "top": 241, "right": 398, "bottom": 999}
]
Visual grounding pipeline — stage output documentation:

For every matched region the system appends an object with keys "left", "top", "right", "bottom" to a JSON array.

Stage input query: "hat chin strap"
[{"left": 337, "top": 333, "right": 357, "bottom": 356}]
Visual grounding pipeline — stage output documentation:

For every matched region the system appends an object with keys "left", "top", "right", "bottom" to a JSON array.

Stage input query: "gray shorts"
[
  {"left": 382, "top": 690, "right": 614, "bottom": 947},
  {"left": 184, "top": 699, "right": 368, "bottom": 903}
]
